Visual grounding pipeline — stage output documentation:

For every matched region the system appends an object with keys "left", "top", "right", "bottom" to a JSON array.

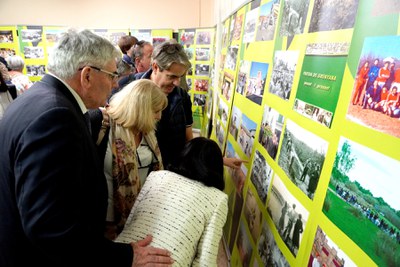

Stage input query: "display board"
[
  {"left": 206, "top": 1, "right": 400, "bottom": 267},
  {"left": 0, "top": 26, "right": 172, "bottom": 83},
  {"left": 178, "top": 27, "right": 216, "bottom": 130}
]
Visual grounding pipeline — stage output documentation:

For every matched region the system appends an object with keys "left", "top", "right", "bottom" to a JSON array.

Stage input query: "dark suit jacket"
[{"left": 0, "top": 75, "right": 132, "bottom": 267}]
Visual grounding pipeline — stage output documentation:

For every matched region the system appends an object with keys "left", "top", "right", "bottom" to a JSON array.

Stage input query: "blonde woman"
[{"left": 90, "top": 79, "right": 168, "bottom": 240}]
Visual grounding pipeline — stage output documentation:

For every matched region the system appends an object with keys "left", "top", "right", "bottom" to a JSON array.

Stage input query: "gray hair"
[
  {"left": 47, "top": 28, "right": 121, "bottom": 80},
  {"left": 133, "top": 41, "right": 152, "bottom": 59},
  {"left": 6, "top": 55, "right": 25, "bottom": 71},
  {"left": 117, "top": 58, "right": 134, "bottom": 75},
  {"left": 151, "top": 39, "right": 191, "bottom": 71}
]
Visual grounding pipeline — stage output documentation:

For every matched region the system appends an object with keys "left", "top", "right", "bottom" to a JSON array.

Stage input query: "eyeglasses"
[{"left": 79, "top": 65, "right": 119, "bottom": 82}]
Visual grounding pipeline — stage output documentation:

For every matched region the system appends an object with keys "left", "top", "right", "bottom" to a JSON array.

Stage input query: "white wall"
[{"left": 0, "top": 0, "right": 215, "bottom": 30}]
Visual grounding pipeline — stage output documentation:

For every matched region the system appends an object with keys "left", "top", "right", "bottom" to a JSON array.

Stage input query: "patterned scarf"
[{"left": 111, "top": 122, "right": 163, "bottom": 235}]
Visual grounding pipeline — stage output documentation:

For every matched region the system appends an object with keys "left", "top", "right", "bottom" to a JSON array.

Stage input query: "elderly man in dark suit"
[{"left": 0, "top": 28, "right": 172, "bottom": 267}]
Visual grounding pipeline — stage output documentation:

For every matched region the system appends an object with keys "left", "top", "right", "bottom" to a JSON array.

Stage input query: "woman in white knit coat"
[{"left": 116, "top": 137, "right": 228, "bottom": 266}]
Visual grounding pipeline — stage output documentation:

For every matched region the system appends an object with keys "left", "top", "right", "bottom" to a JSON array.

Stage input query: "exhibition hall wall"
[
  {"left": 208, "top": 1, "right": 400, "bottom": 267},
  {"left": 1, "top": 1, "right": 400, "bottom": 267}
]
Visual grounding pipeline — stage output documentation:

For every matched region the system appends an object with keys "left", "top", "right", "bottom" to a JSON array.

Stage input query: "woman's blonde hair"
[{"left": 107, "top": 79, "right": 168, "bottom": 133}]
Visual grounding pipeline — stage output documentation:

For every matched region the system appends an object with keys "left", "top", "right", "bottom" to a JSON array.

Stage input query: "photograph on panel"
[
  {"left": 255, "top": 0, "right": 280, "bottom": 42},
  {"left": 225, "top": 143, "right": 247, "bottom": 253},
  {"left": 45, "top": 29, "right": 65, "bottom": 43},
  {"left": 187, "top": 66, "right": 193, "bottom": 76},
  {"left": 192, "top": 105, "right": 204, "bottom": 130},
  {"left": 236, "top": 218, "right": 254, "bottom": 267},
  {"left": 217, "top": 98, "right": 229, "bottom": 127},
  {"left": 238, "top": 113, "right": 257, "bottom": 158},
  {"left": 236, "top": 60, "right": 251, "bottom": 95},
  {"left": 26, "top": 65, "right": 46, "bottom": 77},
  {"left": 0, "top": 48, "right": 16, "bottom": 57},
  {"left": 215, "top": 119, "right": 226, "bottom": 150},
  {"left": 194, "top": 79, "right": 209, "bottom": 92},
  {"left": 268, "top": 50, "right": 299, "bottom": 100},
  {"left": 108, "top": 31, "right": 128, "bottom": 46},
  {"left": 24, "top": 46, "right": 44, "bottom": 59},
  {"left": 259, "top": 104, "right": 284, "bottom": 160},
  {"left": 184, "top": 47, "right": 194, "bottom": 61},
  {"left": 250, "top": 149, "right": 273, "bottom": 203},
  {"left": 226, "top": 141, "right": 248, "bottom": 197},
  {"left": 267, "top": 173, "right": 309, "bottom": 256},
  {"left": 179, "top": 29, "right": 195, "bottom": 46},
  {"left": 308, "top": 0, "right": 359, "bottom": 33},
  {"left": 294, "top": 41, "right": 349, "bottom": 128},
  {"left": 231, "top": 13, "right": 244, "bottom": 43},
  {"left": 219, "top": 54, "right": 226, "bottom": 71},
  {"left": 193, "top": 94, "right": 206, "bottom": 107},
  {"left": 186, "top": 78, "right": 192, "bottom": 90},
  {"left": 227, "top": 193, "right": 245, "bottom": 253},
  {"left": 206, "top": 89, "right": 213, "bottom": 118},
  {"left": 279, "top": 0, "right": 310, "bottom": 36},
  {"left": 221, "top": 72, "right": 234, "bottom": 101},
  {"left": 195, "top": 30, "right": 212, "bottom": 45},
  {"left": 242, "top": 7, "right": 259, "bottom": 43},
  {"left": 152, "top": 37, "right": 168, "bottom": 47},
  {"left": 323, "top": 137, "right": 400, "bottom": 267},
  {"left": 0, "top": 30, "right": 13, "bottom": 43},
  {"left": 229, "top": 106, "right": 241, "bottom": 140},
  {"left": 346, "top": 35, "right": 400, "bottom": 139},
  {"left": 245, "top": 61, "right": 269, "bottom": 105},
  {"left": 20, "top": 28, "right": 43, "bottom": 43},
  {"left": 244, "top": 189, "right": 263, "bottom": 245},
  {"left": 278, "top": 120, "right": 328, "bottom": 199},
  {"left": 195, "top": 63, "right": 210, "bottom": 76},
  {"left": 225, "top": 45, "right": 239, "bottom": 71},
  {"left": 258, "top": 219, "right": 290, "bottom": 267},
  {"left": 131, "top": 29, "right": 151, "bottom": 43},
  {"left": 309, "top": 226, "right": 357, "bottom": 267},
  {"left": 221, "top": 19, "right": 230, "bottom": 49},
  {"left": 195, "top": 47, "right": 210, "bottom": 61}
]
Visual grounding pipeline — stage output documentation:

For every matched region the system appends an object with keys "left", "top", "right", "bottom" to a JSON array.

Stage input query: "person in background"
[
  {"left": 0, "top": 28, "right": 172, "bottom": 267},
  {"left": 351, "top": 60, "right": 369, "bottom": 105},
  {"left": 116, "top": 137, "right": 228, "bottom": 266},
  {"left": 118, "top": 35, "right": 138, "bottom": 70},
  {"left": 118, "top": 41, "right": 154, "bottom": 89},
  {"left": 133, "top": 39, "right": 193, "bottom": 168},
  {"left": 90, "top": 79, "right": 167, "bottom": 240},
  {"left": 6, "top": 55, "right": 33, "bottom": 95},
  {"left": 133, "top": 39, "right": 246, "bottom": 169},
  {"left": 133, "top": 40, "right": 153, "bottom": 73},
  {"left": 366, "top": 58, "right": 380, "bottom": 89},
  {"left": 362, "top": 79, "right": 381, "bottom": 109},
  {"left": 0, "top": 70, "right": 14, "bottom": 119},
  {"left": 0, "top": 48, "right": 11, "bottom": 71},
  {"left": 375, "top": 60, "right": 391, "bottom": 88},
  {"left": 109, "top": 57, "right": 135, "bottom": 98}
]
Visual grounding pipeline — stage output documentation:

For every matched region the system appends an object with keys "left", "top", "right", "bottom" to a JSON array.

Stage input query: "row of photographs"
[
  {"left": 208, "top": 1, "right": 400, "bottom": 267},
  {"left": 219, "top": 35, "right": 400, "bottom": 138}
]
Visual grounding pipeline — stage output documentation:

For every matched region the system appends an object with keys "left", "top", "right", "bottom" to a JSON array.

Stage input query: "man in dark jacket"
[
  {"left": 133, "top": 40, "right": 193, "bottom": 168},
  {"left": 0, "top": 28, "right": 172, "bottom": 267}
]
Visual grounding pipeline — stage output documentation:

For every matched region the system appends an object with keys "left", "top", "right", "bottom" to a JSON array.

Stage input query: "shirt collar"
[{"left": 48, "top": 73, "right": 88, "bottom": 114}]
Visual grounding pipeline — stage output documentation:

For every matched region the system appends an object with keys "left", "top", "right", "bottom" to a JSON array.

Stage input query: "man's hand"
[{"left": 131, "top": 235, "right": 174, "bottom": 267}]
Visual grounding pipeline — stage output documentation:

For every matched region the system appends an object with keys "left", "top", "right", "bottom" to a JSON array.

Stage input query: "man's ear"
[
  {"left": 152, "top": 61, "right": 158, "bottom": 73},
  {"left": 80, "top": 67, "right": 91, "bottom": 87}
]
